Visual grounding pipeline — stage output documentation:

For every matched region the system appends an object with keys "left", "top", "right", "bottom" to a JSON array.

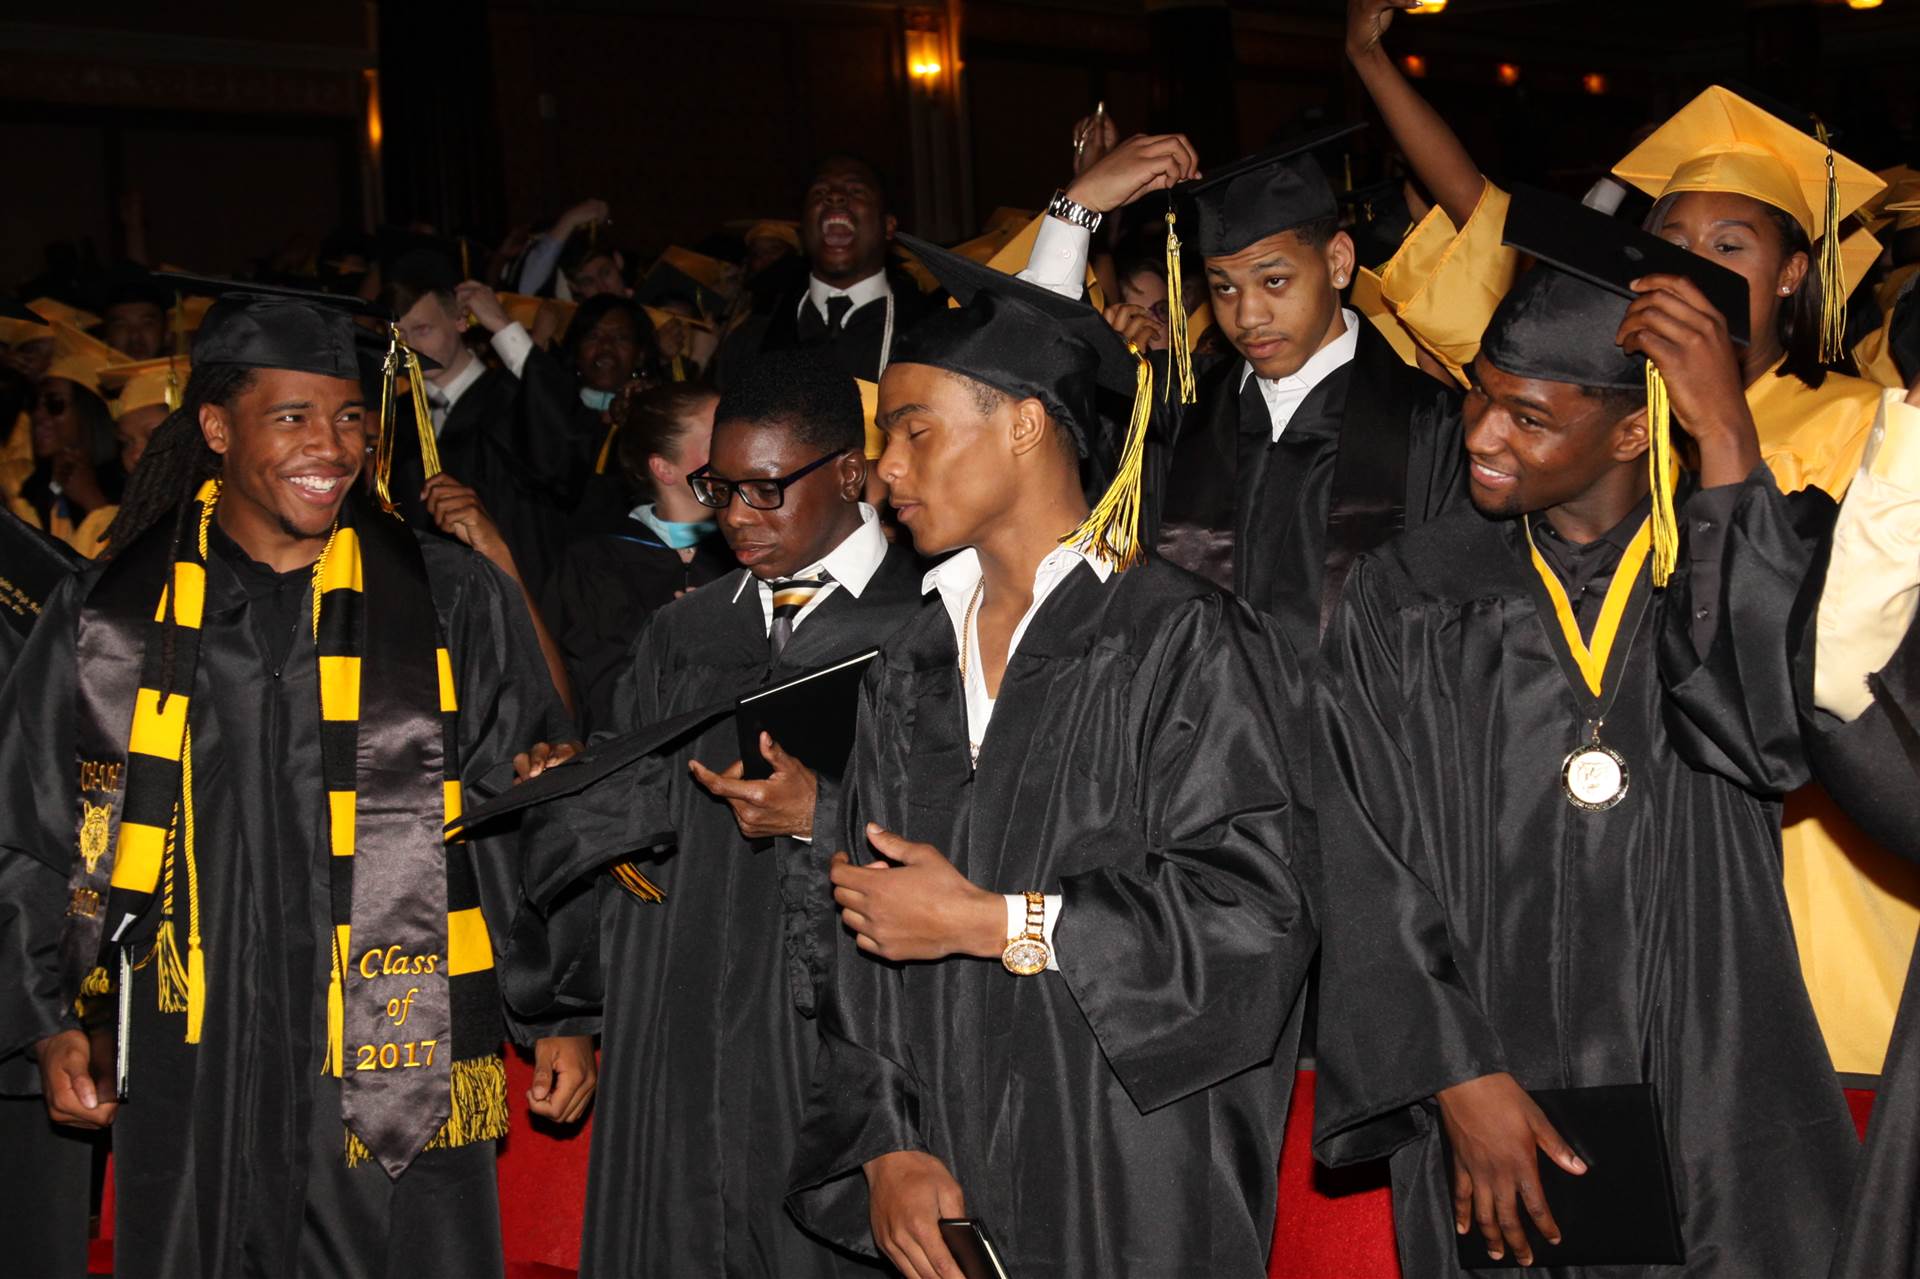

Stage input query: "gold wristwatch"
[{"left": 1001, "top": 891, "right": 1051, "bottom": 976}]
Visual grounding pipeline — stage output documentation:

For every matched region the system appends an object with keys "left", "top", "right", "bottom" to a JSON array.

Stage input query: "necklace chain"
[{"left": 956, "top": 578, "right": 985, "bottom": 684}]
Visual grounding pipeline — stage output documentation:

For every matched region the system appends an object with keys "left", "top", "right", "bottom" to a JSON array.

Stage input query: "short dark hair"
[
  {"left": 562, "top": 294, "right": 657, "bottom": 375},
  {"left": 713, "top": 349, "right": 863, "bottom": 454},
  {"left": 1290, "top": 215, "right": 1341, "bottom": 251},
  {"left": 806, "top": 152, "right": 892, "bottom": 214},
  {"left": 1577, "top": 383, "right": 1645, "bottom": 421}
]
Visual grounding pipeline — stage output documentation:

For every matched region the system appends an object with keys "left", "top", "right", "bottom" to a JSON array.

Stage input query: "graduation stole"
[{"left": 68, "top": 482, "right": 505, "bottom": 1178}]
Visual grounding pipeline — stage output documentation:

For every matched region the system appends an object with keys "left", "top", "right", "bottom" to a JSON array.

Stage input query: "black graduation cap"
[
  {"left": 388, "top": 246, "right": 462, "bottom": 295},
  {"left": 888, "top": 233, "right": 1137, "bottom": 457},
  {"left": 1482, "top": 186, "right": 1748, "bottom": 391},
  {"left": 1179, "top": 121, "right": 1368, "bottom": 258},
  {"left": 155, "top": 272, "right": 439, "bottom": 378}
]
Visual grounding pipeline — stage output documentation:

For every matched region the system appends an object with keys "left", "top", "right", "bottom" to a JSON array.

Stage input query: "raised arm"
[{"left": 1346, "top": 0, "right": 1487, "bottom": 228}]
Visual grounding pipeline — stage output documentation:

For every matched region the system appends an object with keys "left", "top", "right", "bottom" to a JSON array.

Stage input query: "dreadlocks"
[{"left": 103, "top": 364, "right": 257, "bottom": 554}]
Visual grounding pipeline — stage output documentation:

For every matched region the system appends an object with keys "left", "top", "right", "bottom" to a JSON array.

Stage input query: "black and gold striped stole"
[{"left": 72, "top": 482, "right": 504, "bottom": 1178}]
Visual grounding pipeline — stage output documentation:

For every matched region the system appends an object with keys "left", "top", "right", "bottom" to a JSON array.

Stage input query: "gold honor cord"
[
  {"left": 373, "top": 324, "right": 443, "bottom": 514},
  {"left": 1525, "top": 516, "right": 1654, "bottom": 698}
]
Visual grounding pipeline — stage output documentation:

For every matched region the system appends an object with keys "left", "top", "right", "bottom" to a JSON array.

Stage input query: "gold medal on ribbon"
[{"left": 1525, "top": 518, "right": 1653, "bottom": 814}]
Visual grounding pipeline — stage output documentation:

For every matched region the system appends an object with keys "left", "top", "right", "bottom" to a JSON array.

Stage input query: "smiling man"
[
  {"left": 0, "top": 286, "right": 592, "bottom": 1278},
  {"left": 1310, "top": 196, "right": 1859, "bottom": 1275},
  {"left": 511, "top": 348, "right": 925, "bottom": 1277},
  {"left": 722, "top": 154, "right": 938, "bottom": 385}
]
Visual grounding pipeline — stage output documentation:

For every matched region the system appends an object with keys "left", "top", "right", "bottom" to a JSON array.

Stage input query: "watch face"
[{"left": 1002, "top": 938, "right": 1051, "bottom": 976}]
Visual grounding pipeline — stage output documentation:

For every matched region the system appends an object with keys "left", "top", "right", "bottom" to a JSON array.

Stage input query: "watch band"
[
  {"left": 1046, "top": 189, "right": 1104, "bottom": 234},
  {"left": 1001, "top": 890, "right": 1052, "bottom": 976}
]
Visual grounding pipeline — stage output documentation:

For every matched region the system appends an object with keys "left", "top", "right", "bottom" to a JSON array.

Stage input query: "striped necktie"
[{"left": 768, "top": 572, "right": 831, "bottom": 660}]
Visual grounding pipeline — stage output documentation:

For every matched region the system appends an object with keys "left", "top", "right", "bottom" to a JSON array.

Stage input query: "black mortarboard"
[
  {"left": 889, "top": 233, "right": 1136, "bottom": 457},
  {"left": 1180, "top": 122, "right": 1368, "bottom": 258},
  {"left": 1486, "top": 187, "right": 1749, "bottom": 586},
  {"left": 389, "top": 246, "right": 462, "bottom": 296},
  {"left": 890, "top": 233, "right": 1156, "bottom": 568},
  {"left": 1482, "top": 186, "right": 1747, "bottom": 390},
  {"left": 157, "top": 272, "right": 437, "bottom": 377}
]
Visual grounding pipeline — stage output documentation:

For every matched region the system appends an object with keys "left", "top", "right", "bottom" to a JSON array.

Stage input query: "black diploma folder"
[
  {"left": 1450, "top": 1083, "right": 1685, "bottom": 1270},
  {"left": 938, "top": 1219, "right": 1012, "bottom": 1279},
  {"left": 735, "top": 649, "right": 879, "bottom": 780}
]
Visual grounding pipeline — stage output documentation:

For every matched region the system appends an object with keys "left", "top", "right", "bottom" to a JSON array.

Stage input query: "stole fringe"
[
  {"left": 341, "top": 1055, "right": 510, "bottom": 1168},
  {"left": 150, "top": 918, "right": 188, "bottom": 1014},
  {"left": 611, "top": 861, "right": 666, "bottom": 903}
]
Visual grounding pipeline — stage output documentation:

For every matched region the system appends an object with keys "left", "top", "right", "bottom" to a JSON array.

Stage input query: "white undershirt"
[{"left": 924, "top": 544, "right": 1114, "bottom": 971}]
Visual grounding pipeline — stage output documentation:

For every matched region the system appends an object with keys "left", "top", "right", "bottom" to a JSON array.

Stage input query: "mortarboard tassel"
[
  {"left": 374, "top": 328, "right": 402, "bottom": 513},
  {"left": 1064, "top": 345, "right": 1154, "bottom": 571},
  {"left": 1815, "top": 122, "right": 1847, "bottom": 364},
  {"left": 1646, "top": 364, "right": 1679, "bottom": 588},
  {"left": 404, "top": 344, "right": 442, "bottom": 480},
  {"left": 1164, "top": 211, "right": 1197, "bottom": 405}
]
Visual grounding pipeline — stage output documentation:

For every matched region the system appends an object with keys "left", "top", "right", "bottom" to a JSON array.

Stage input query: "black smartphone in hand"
[{"left": 938, "top": 1218, "right": 1011, "bottom": 1279}]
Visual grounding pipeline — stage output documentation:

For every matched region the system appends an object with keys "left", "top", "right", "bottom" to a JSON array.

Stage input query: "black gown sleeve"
[
  {"left": 1052, "top": 594, "right": 1315, "bottom": 1112},
  {"left": 780, "top": 771, "right": 844, "bottom": 1019},
  {"left": 438, "top": 546, "right": 591, "bottom": 1043},
  {"left": 1311, "top": 555, "right": 1509, "bottom": 1167},
  {"left": 513, "top": 345, "right": 605, "bottom": 508},
  {"left": 0, "top": 578, "right": 88, "bottom": 1063},
  {"left": 1657, "top": 467, "right": 1832, "bottom": 794}
]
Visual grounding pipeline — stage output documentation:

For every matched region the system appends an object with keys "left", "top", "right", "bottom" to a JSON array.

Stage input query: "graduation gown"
[
  {"left": 1312, "top": 475, "right": 1858, "bottom": 1278},
  {"left": 0, "top": 528, "right": 573, "bottom": 1279},
  {"left": 541, "top": 517, "right": 734, "bottom": 732},
  {"left": 0, "top": 506, "right": 93, "bottom": 1279},
  {"left": 1154, "top": 319, "right": 1466, "bottom": 658},
  {"left": 528, "top": 545, "right": 925, "bottom": 1278},
  {"left": 787, "top": 559, "right": 1315, "bottom": 1277}
]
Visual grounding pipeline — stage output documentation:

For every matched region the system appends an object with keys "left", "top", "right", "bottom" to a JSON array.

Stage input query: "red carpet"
[{"left": 83, "top": 1068, "right": 1883, "bottom": 1276}]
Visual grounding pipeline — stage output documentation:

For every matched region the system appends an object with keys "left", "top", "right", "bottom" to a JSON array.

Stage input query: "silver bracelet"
[{"left": 1046, "top": 189, "right": 1104, "bottom": 234}]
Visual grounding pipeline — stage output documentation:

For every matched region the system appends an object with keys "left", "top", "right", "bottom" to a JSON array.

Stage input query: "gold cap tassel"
[
  {"left": 1646, "top": 364, "right": 1679, "bottom": 588},
  {"left": 1063, "top": 346, "right": 1154, "bottom": 571},
  {"left": 1164, "top": 210, "right": 1197, "bottom": 405},
  {"left": 1815, "top": 121, "right": 1847, "bottom": 364}
]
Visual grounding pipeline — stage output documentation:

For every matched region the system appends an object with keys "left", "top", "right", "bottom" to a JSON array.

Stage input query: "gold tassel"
[
  {"left": 1164, "top": 210, "right": 1196, "bottom": 405},
  {"left": 405, "top": 344, "right": 442, "bottom": 480},
  {"left": 325, "top": 952, "right": 344, "bottom": 1078},
  {"left": 1646, "top": 364, "right": 1679, "bottom": 588},
  {"left": 151, "top": 804, "right": 188, "bottom": 1013},
  {"left": 374, "top": 328, "right": 402, "bottom": 513},
  {"left": 342, "top": 1056, "right": 510, "bottom": 1168},
  {"left": 671, "top": 354, "right": 687, "bottom": 383},
  {"left": 593, "top": 420, "right": 621, "bottom": 476},
  {"left": 1815, "top": 122, "right": 1846, "bottom": 364},
  {"left": 610, "top": 860, "right": 665, "bottom": 903},
  {"left": 1062, "top": 347, "right": 1153, "bottom": 571}
]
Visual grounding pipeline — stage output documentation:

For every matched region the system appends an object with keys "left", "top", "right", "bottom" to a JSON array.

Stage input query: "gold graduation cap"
[
  {"left": 27, "top": 297, "right": 100, "bottom": 331},
  {"left": 855, "top": 377, "right": 883, "bottom": 460},
  {"left": 499, "top": 292, "right": 578, "bottom": 336},
  {"left": 744, "top": 220, "right": 802, "bottom": 253},
  {"left": 948, "top": 208, "right": 1041, "bottom": 264},
  {"left": 1611, "top": 86, "right": 1883, "bottom": 362},
  {"left": 1863, "top": 166, "right": 1920, "bottom": 234},
  {"left": 42, "top": 348, "right": 116, "bottom": 398},
  {"left": 1840, "top": 226, "right": 1883, "bottom": 298},
  {"left": 103, "top": 355, "right": 192, "bottom": 416},
  {"left": 641, "top": 305, "right": 715, "bottom": 333}
]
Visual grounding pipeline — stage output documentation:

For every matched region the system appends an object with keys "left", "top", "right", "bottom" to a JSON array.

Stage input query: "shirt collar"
[
  {"left": 1239, "top": 307, "right": 1360, "bottom": 394},
  {"left": 428, "top": 350, "right": 486, "bottom": 412},
  {"left": 804, "top": 270, "right": 891, "bottom": 322},
  {"left": 921, "top": 541, "right": 1114, "bottom": 605},
  {"left": 730, "top": 503, "right": 887, "bottom": 602}
]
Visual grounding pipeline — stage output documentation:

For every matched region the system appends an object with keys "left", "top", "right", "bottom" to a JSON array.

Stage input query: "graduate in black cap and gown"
[
  {"left": 784, "top": 236, "right": 1313, "bottom": 1278},
  {"left": 0, "top": 506, "right": 94, "bottom": 1279},
  {"left": 508, "top": 348, "right": 925, "bottom": 1278},
  {"left": 1018, "top": 126, "right": 1464, "bottom": 654},
  {"left": 0, "top": 282, "right": 590, "bottom": 1278},
  {"left": 1311, "top": 191, "right": 1859, "bottom": 1275}
]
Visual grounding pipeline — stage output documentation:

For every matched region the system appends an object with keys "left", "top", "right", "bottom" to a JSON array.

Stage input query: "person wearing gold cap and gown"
[
  {"left": 506, "top": 349, "right": 925, "bottom": 1278},
  {"left": 1347, "top": 0, "right": 1914, "bottom": 1107},
  {"left": 1313, "top": 188, "right": 1860, "bottom": 1277},
  {"left": 784, "top": 235, "right": 1312, "bottom": 1278},
  {"left": 11, "top": 351, "right": 123, "bottom": 557},
  {"left": 0, "top": 283, "right": 591, "bottom": 1278}
]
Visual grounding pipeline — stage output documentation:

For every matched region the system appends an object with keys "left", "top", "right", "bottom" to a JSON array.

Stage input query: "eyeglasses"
[
  {"left": 688, "top": 450, "right": 846, "bottom": 510},
  {"left": 35, "top": 391, "right": 68, "bottom": 415}
]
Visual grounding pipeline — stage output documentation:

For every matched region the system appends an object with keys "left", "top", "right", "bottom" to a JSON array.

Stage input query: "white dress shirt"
[
  {"left": 1018, "top": 217, "right": 1091, "bottom": 301},
  {"left": 730, "top": 502, "right": 889, "bottom": 634},
  {"left": 924, "top": 543, "right": 1114, "bottom": 971},
  {"left": 801, "top": 270, "right": 891, "bottom": 326},
  {"left": 424, "top": 351, "right": 487, "bottom": 435},
  {"left": 1239, "top": 309, "right": 1360, "bottom": 439},
  {"left": 1815, "top": 387, "right": 1920, "bottom": 721},
  {"left": 489, "top": 323, "right": 536, "bottom": 379}
]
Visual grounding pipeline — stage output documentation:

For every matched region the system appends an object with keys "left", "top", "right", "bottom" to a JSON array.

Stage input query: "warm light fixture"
[
  {"left": 906, "top": 27, "right": 943, "bottom": 82},
  {"left": 1582, "top": 72, "right": 1607, "bottom": 95},
  {"left": 363, "top": 69, "right": 383, "bottom": 152},
  {"left": 1402, "top": 54, "right": 1428, "bottom": 78},
  {"left": 1847, "top": 0, "right": 1883, "bottom": 9},
  {"left": 1497, "top": 62, "right": 1522, "bottom": 87},
  {"left": 1409, "top": 0, "right": 1447, "bottom": 12}
]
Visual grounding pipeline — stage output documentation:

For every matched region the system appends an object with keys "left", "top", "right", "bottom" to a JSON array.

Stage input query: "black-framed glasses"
[{"left": 688, "top": 450, "right": 846, "bottom": 510}]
